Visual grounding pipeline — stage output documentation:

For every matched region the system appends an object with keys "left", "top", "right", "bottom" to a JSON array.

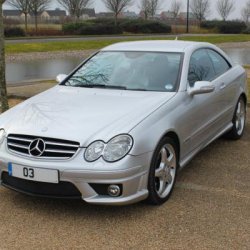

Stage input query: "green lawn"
[
  {"left": 5, "top": 34, "right": 250, "bottom": 54},
  {"left": 181, "top": 34, "right": 250, "bottom": 44}
]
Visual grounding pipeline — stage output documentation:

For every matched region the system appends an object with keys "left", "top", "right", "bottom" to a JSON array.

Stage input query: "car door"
[
  {"left": 181, "top": 49, "right": 223, "bottom": 156},
  {"left": 206, "top": 49, "right": 236, "bottom": 126}
]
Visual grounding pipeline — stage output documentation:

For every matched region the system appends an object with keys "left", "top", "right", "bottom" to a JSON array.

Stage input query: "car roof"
[{"left": 101, "top": 40, "right": 212, "bottom": 53}]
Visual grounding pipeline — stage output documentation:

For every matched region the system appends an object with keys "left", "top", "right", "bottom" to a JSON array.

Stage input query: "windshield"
[{"left": 63, "top": 51, "right": 183, "bottom": 92}]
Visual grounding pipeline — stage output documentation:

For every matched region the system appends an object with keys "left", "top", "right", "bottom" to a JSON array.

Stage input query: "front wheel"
[
  {"left": 146, "top": 137, "right": 178, "bottom": 205},
  {"left": 225, "top": 97, "right": 246, "bottom": 140}
]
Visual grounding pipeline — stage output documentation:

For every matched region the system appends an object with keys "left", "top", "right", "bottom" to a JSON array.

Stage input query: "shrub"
[
  {"left": 78, "top": 24, "right": 122, "bottom": 35},
  {"left": 63, "top": 19, "right": 171, "bottom": 35},
  {"left": 201, "top": 20, "right": 247, "bottom": 34},
  {"left": 201, "top": 20, "right": 222, "bottom": 30},
  {"left": 218, "top": 21, "right": 246, "bottom": 34},
  {"left": 86, "top": 18, "right": 116, "bottom": 25},
  {"left": 243, "top": 27, "right": 250, "bottom": 34},
  {"left": 121, "top": 20, "right": 171, "bottom": 34},
  {"left": 63, "top": 22, "right": 122, "bottom": 35},
  {"left": 62, "top": 22, "right": 84, "bottom": 34},
  {"left": 4, "top": 27, "right": 25, "bottom": 37},
  {"left": 26, "top": 28, "right": 64, "bottom": 36}
]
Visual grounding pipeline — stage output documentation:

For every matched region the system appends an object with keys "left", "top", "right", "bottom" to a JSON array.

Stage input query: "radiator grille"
[{"left": 7, "top": 134, "right": 80, "bottom": 159}]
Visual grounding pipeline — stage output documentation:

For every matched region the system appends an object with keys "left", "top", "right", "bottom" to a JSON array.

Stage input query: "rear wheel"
[
  {"left": 146, "top": 137, "right": 178, "bottom": 205},
  {"left": 226, "top": 97, "right": 246, "bottom": 140}
]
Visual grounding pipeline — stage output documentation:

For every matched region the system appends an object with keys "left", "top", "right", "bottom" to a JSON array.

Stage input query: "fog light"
[{"left": 107, "top": 185, "right": 121, "bottom": 197}]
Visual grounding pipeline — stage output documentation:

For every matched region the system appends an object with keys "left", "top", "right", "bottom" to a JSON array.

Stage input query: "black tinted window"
[
  {"left": 207, "top": 49, "right": 230, "bottom": 76},
  {"left": 188, "top": 49, "right": 216, "bottom": 86}
]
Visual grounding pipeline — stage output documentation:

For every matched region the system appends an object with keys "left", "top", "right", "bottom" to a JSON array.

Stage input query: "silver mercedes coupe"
[{"left": 0, "top": 41, "right": 247, "bottom": 205}]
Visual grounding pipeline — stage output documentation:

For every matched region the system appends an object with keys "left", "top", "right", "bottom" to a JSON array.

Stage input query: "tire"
[
  {"left": 146, "top": 137, "right": 178, "bottom": 205},
  {"left": 225, "top": 97, "right": 246, "bottom": 140}
]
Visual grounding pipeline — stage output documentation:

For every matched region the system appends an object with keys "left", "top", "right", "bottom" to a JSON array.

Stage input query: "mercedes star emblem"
[{"left": 29, "top": 139, "right": 46, "bottom": 157}]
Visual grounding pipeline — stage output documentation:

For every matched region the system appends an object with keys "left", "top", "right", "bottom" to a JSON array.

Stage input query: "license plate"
[{"left": 8, "top": 163, "right": 59, "bottom": 184}]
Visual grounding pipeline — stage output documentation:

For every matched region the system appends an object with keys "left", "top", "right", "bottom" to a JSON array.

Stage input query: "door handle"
[{"left": 220, "top": 82, "right": 226, "bottom": 90}]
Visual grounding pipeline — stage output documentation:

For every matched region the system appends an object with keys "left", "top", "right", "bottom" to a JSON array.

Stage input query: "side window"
[
  {"left": 207, "top": 49, "right": 231, "bottom": 77},
  {"left": 188, "top": 49, "right": 216, "bottom": 86}
]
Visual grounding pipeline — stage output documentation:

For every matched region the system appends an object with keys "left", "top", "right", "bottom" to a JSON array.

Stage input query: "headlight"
[
  {"left": 103, "top": 135, "right": 133, "bottom": 162},
  {"left": 84, "top": 141, "right": 105, "bottom": 162},
  {"left": 84, "top": 135, "right": 133, "bottom": 163},
  {"left": 0, "top": 129, "right": 5, "bottom": 144}
]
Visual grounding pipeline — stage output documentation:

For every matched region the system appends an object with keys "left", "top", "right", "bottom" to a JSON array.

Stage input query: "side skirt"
[{"left": 179, "top": 122, "right": 233, "bottom": 170}]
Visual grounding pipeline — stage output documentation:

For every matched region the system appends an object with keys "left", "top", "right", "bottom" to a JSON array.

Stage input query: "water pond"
[{"left": 6, "top": 48, "right": 250, "bottom": 85}]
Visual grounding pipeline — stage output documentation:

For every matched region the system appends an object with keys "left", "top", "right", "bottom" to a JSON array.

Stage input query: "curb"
[
  {"left": 8, "top": 94, "right": 27, "bottom": 100},
  {"left": 7, "top": 79, "right": 54, "bottom": 87}
]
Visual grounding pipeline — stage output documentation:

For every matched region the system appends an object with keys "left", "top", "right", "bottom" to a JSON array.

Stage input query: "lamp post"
[{"left": 186, "top": 0, "right": 190, "bottom": 33}]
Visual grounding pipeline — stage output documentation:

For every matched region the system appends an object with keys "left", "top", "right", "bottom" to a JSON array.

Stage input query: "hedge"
[
  {"left": 121, "top": 20, "right": 171, "bottom": 34},
  {"left": 243, "top": 27, "right": 250, "bottom": 34},
  {"left": 4, "top": 27, "right": 25, "bottom": 37},
  {"left": 201, "top": 20, "right": 222, "bottom": 29},
  {"left": 63, "top": 19, "right": 171, "bottom": 35},
  {"left": 218, "top": 21, "right": 246, "bottom": 34},
  {"left": 79, "top": 24, "right": 122, "bottom": 35},
  {"left": 201, "top": 21, "right": 247, "bottom": 34},
  {"left": 63, "top": 22, "right": 122, "bottom": 35}
]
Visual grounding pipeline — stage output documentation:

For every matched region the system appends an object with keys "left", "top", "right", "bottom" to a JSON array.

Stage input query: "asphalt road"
[
  {"left": 5, "top": 33, "right": 219, "bottom": 44},
  {"left": 0, "top": 113, "right": 249, "bottom": 249}
]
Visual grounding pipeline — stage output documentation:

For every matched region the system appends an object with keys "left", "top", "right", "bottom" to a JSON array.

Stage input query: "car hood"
[{"left": 1, "top": 86, "right": 176, "bottom": 146}]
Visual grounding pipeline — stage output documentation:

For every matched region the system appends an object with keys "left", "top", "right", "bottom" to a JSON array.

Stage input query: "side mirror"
[
  {"left": 56, "top": 74, "right": 68, "bottom": 83},
  {"left": 188, "top": 81, "right": 215, "bottom": 96}
]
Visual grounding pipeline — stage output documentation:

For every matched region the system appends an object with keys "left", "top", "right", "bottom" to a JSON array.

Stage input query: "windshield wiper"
[
  {"left": 104, "top": 85, "right": 127, "bottom": 90},
  {"left": 74, "top": 83, "right": 105, "bottom": 88},
  {"left": 74, "top": 84, "right": 127, "bottom": 90},
  {"left": 127, "top": 88, "right": 148, "bottom": 91}
]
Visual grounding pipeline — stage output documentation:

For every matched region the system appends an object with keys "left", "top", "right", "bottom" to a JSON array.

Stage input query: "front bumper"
[{"left": 0, "top": 143, "right": 152, "bottom": 205}]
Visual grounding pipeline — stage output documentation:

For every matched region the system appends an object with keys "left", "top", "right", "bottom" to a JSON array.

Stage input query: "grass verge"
[{"left": 6, "top": 34, "right": 250, "bottom": 54}]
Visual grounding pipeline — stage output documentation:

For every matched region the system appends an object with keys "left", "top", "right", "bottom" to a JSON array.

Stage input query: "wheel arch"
[
  {"left": 146, "top": 130, "right": 180, "bottom": 205},
  {"left": 162, "top": 131, "right": 180, "bottom": 161},
  {"left": 240, "top": 93, "right": 247, "bottom": 106}
]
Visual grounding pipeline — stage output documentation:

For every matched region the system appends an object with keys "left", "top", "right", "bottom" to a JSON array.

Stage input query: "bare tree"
[
  {"left": 217, "top": 0, "right": 235, "bottom": 21},
  {"left": 29, "top": 0, "right": 51, "bottom": 33},
  {"left": 102, "top": 0, "right": 133, "bottom": 25},
  {"left": 7, "top": 0, "right": 31, "bottom": 32},
  {"left": 139, "top": 0, "right": 161, "bottom": 19},
  {"left": 0, "top": 0, "right": 9, "bottom": 112},
  {"left": 139, "top": 0, "right": 150, "bottom": 19},
  {"left": 171, "top": 0, "right": 182, "bottom": 25},
  {"left": 147, "top": 0, "right": 161, "bottom": 18},
  {"left": 242, "top": 0, "right": 250, "bottom": 24},
  {"left": 57, "top": 0, "right": 92, "bottom": 20},
  {"left": 190, "top": 0, "right": 210, "bottom": 26}
]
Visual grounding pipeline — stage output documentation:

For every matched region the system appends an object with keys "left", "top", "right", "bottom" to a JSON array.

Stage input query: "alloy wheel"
[
  {"left": 235, "top": 99, "right": 246, "bottom": 136},
  {"left": 154, "top": 144, "right": 177, "bottom": 199}
]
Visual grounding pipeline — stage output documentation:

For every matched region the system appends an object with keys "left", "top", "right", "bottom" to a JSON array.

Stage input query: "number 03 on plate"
[{"left": 8, "top": 163, "right": 59, "bottom": 184}]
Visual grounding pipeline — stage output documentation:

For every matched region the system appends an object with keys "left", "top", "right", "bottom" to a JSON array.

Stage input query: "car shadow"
[{"left": 4, "top": 189, "right": 159, "bottom": 219}]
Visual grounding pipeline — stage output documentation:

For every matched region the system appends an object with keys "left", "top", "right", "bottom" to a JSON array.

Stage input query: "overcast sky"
[{"left": 3, "top": 0, "right": 249, "bottom": 20}]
